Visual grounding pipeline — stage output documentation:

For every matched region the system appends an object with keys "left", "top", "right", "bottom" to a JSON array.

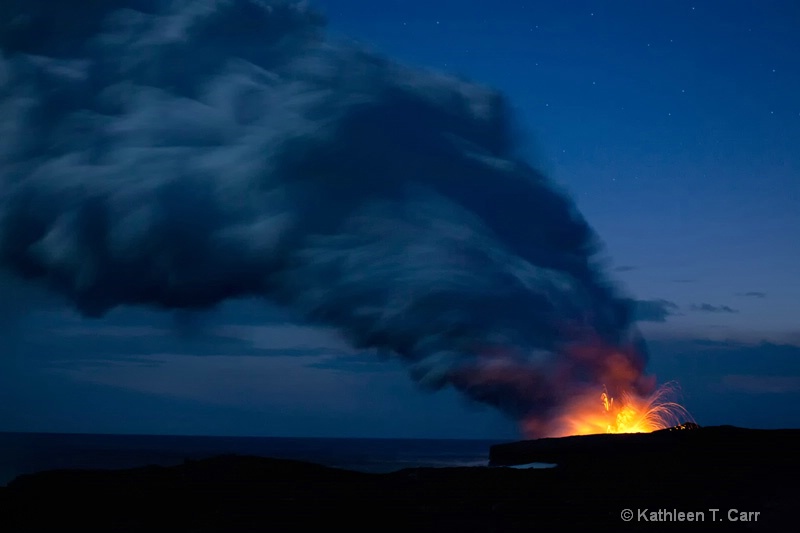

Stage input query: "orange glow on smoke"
[
  {"left": 541, "top": 382, "right": 693, "bottom": 437},
  {"left": 461, "top": 340, "right": 694, "bottom": 439}
]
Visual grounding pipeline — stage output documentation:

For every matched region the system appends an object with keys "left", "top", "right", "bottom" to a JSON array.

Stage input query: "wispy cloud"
[
  {"left": 306, "top": 354, "right": 389, "bottom": 373},
  {"left": 631, "top": 299, "right": 679, "bottom": 322},
  {"left": 721, "top": 375, "right": 800, "bottom": 394},
  {"left": 691, "top": 303, "right": 739, "bottom": 314},
  {"left": 738, "top": 291, "right": 766, "bottom": 298}
]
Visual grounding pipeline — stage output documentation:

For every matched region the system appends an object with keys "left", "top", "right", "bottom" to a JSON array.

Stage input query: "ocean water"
[{"left": 0, "top": 432, "right": 509, "bottom": 486}]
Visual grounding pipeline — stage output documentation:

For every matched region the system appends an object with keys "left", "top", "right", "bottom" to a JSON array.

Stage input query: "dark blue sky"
[
  {"left": 1, "top": 1, "right": 798, "bottom": 438},
  {"left": 318, "top": 0, "right": 800, "bottom": 340}
]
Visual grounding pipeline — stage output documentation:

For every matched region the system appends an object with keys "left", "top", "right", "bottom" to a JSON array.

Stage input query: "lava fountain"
[
  {"left": 518, "top": 338, "right": 695, "bottom": 438},
  {"left": 542, "top": 382, "right": 694, "bottom": 438}
]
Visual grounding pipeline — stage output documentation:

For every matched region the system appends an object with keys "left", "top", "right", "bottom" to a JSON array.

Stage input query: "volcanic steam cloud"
[{"left": 0, "top": 0, "right": 657, "bottom": 436}]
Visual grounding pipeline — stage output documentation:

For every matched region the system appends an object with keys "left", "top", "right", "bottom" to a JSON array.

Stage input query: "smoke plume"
[{"left": 0, "top": 0, "right": 652, "bottom": 435}]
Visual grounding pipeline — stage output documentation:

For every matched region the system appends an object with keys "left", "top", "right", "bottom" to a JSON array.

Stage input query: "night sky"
[{"left": 1, "top": 0, "right": 798, "bottom": 438}]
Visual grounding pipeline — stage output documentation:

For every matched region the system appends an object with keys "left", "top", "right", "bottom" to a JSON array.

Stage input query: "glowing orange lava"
[{"left": 546, "top": 382, "right": 693, "bottom": 437}]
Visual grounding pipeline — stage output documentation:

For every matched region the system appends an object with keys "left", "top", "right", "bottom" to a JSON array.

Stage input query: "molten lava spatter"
[{"left": 546, "top": 382, "right": 693, "bottom": 437}]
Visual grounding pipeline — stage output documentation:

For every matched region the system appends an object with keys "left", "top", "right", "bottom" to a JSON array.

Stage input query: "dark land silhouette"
[{"left": 2, "top": 425, "right": 797, "bottom": 532}]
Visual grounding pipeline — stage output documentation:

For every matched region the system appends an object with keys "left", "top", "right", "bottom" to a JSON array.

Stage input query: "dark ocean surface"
[{"left": 0, "top": 432, "right": 517, "bottom": 486}]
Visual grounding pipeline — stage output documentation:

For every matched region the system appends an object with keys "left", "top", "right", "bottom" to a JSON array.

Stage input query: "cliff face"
[
  {"left": 489, "top": 425, "right": 800, "bottom": 466},
  {"left": 2, "top": 427, "right": 799, "bottom": 532}
]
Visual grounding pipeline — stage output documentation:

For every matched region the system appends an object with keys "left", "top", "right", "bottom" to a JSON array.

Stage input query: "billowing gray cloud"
[
  {"left": 691, "top": 303, "right": 739, "bottom": 314},
  {"left": 0, "top": 0, "right": 650, "bottom": 434}
]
